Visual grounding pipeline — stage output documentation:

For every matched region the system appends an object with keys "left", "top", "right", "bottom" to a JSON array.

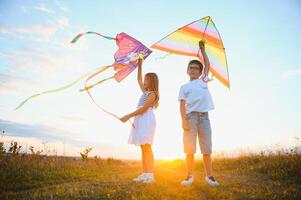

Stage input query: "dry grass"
[{"left": 0, "top": 144, "right": 300, "bottom": 200}]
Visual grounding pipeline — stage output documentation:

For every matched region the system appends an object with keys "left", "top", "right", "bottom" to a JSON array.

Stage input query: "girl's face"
[
  {"left": 187, "top": 63, "right": 202, "bottom": 80},
  {"left": 144, "top": 75, "right": 150, "bottom": 90}
]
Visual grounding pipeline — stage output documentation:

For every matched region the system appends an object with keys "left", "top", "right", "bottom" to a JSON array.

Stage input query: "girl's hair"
[
  {"left": 145, "top": 73, "right": 159, "bottom": 109},
  {"left": 188, "top": 60, "right": 203, "bottom": 72}
]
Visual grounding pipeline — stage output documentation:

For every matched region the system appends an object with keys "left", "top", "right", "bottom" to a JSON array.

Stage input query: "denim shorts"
[{"left": 183, "top": 112, "right": 212, "bottom": 154}]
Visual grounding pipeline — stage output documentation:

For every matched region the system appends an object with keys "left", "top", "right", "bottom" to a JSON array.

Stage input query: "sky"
[{"left": 0, "top": 0, "right": 301, "bottom": 159}]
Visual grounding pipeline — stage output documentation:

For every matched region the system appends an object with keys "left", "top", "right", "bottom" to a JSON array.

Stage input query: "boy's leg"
[
  {"left": 198, "top": 112, "right": 213, "bottom": 176},
  {"left": 183, "top": 113, "right": 197, "bottom": 176},
  {"left": 181, "top": 153, "right": 195, "bottom": 186},
  {"left": 203, "top": 154, "right": 212, "bottom": 177},
  {"left": 198, "top": 112, "right": 219, "bottom": 186},
  {"left": 203, "top": 154, "right": 219, "bottom": 186}
]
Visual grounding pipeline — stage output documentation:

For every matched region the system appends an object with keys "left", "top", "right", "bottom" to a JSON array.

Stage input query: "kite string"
[{"left": 82, "top": 65, "right": 135, "bottom": 128}]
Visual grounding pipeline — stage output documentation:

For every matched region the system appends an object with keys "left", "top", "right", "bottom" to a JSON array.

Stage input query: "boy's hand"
[
  {"left": 182, "top": 120, "right": 190, "bottom": 132},
  {"left": 120, "top": 115, "right": 130, "bottom": 123},
  {"left": 199, "top": 40, "right": 205, "bottom": 49}
]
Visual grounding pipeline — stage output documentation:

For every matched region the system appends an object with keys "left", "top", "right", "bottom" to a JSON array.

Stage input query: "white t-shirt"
[{"left": 178, "top": 79, "right": 214, "bottom": 114}]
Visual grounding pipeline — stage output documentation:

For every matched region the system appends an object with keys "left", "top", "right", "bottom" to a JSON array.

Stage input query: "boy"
[{"left": 178, "top": 40, "right": 219, "bottom": 186}]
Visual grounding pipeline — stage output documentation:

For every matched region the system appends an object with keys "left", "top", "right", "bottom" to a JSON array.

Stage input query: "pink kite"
[
  {"left": 71, "top": 32, "right": 152, "bottom": 125},
  {"left": 71, "top": 32, "right": 152, "bottom": 90}
]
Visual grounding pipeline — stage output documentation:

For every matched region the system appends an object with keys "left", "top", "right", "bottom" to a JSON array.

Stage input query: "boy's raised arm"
[{"left": 199, "top": 40, "right": 210, "bottom": 78}]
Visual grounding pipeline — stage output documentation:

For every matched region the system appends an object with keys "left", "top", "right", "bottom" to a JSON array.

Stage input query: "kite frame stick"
[
  {"left": 209, "top": 19, "right": 231, "bottom": 89},
  {"left": 197, "top": 16, "right": 210, "bottom": 57},
  {"left": 151, "top": 16, "right": 211, "bottom": 47},
  {"left": 197, "top": 16, "right": 212, "bottom": 82}
]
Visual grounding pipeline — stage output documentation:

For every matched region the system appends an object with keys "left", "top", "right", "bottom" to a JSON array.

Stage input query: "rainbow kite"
[
  {"left": 16, "top": 32, "right": 152, "bottom": 125},
  {"left": 151, "top": 16, "right": 230, "bottom": 88}
]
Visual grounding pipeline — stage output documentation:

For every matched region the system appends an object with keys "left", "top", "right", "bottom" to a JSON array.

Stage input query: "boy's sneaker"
[
  {"left": 132, "top": 173, "right": 146, "bottom": 182},
  {"left": 142, "top": 173, "right": 155, "bottom": 184},
  {"left": 205, "top": 176, "right": 220, "bottom": 186},
  {"left": 181, "top": 175, "right": 194, "bottom": 186}
]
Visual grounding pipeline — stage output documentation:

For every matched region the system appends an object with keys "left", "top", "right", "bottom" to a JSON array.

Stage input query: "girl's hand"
[
  {"left": 120, "top": 115, "right": 130, "bottom": 123},
  {"left": 138, "top": 58, "right": 143, "bottom": 66}
]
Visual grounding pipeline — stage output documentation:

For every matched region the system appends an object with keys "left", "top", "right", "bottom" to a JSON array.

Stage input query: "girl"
[{"left": 120, "top": 58, "right": 159, "bottom": 184}]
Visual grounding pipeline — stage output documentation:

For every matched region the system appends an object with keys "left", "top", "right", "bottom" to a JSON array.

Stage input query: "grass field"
[{"left": 1, "top": 145, "right": 300, "bottom": 200}]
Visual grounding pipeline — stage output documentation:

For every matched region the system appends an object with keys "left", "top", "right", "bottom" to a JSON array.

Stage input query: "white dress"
[{"left": 128, "top": 91, "right": 156, "bottom": 145}]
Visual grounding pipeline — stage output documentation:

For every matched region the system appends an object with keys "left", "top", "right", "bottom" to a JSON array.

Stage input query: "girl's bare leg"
[
  {"left": 142, "top": 144, "right": 154, "bottom": 172},
  {"left": 141, "top": 145, "right": 147, "bottom": 173}
]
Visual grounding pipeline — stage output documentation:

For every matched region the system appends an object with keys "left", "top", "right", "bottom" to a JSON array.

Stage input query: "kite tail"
[
  {"left": 14, "top": 69, "right": 97, "bottom": 110},
  {"left": 70, "top": 31, "right": 116, "bottom": 43},
  {"left": 81, "top": 65, "right": 135, "bottom": 128},
  {"left": 79, "top": 65, "right": 114, "bottom": 92}
]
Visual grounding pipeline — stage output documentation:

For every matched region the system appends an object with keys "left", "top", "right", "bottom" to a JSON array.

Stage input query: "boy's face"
[{"left": 187, "top": 63, "right": 202, "bottom": 80}]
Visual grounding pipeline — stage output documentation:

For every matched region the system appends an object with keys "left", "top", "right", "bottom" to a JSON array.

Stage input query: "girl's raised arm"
[{"left": 137, "top": 58, "right": 145, "bottom": 92}]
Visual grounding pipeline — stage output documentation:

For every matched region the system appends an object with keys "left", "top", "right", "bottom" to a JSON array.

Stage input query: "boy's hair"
[
  {"left": 188, "top": 60, "right": 203, "bottom": 72},
  {"left": 145, "top": 73, "right": 159, "bottom": 109}
]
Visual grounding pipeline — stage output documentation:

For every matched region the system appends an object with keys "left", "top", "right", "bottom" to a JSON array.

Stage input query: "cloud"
[
  {"left": 20, "top": 6, "right": 28, "bottom": 13},
  {"left": 61, "top": 116, "right": 85, "bottom": 123},
  {"left": 282, "top": 69, "right": 301, "bottom": 79},
  {"left": 0, "top": 73, "right": 22, "bottom": 92},
  {"left": 59, "top": 6, "right": 68, "bottom": 12},
  {"left": 0, "top": 45, "right": 77, "bottom": 95},
  {"left": 35, "top": 4, "right": 55, "bottom": 14},
  {"left": 17, "top": 25, "right": 57, "bottom": 40},
  {"left": 54, "top": 0, "right": 68, "bottom": 12},
  {"left": 56, "top": 16, "right": 69, "bottom": 28},
  {"left": 0, "top": 73, "right": 40, "bottom": 94},
  {"left": 0, "top": 119, "right": 139, "bottom": 158},
  {"left": 0, "top": 73, "right": 12, "bottom": 83},
  {"left": 0, "top": 25, "right": 57, "bottom": 41},
  {"left": 0, "top": 15, "right": 70, "bottom": 42},
  {"left": 0, "top": 48, "right": 59, "bottom": 70},
  {"left": 0, "top": 119, "right": 82, "bottom": 146}
]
